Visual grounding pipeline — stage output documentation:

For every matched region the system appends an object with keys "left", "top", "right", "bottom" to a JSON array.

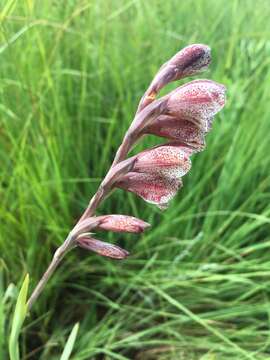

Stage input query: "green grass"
[{"left": 1, "top": 0, "right": 270, "bottom": 358}]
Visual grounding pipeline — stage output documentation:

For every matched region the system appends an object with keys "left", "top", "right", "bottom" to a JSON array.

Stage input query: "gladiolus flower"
[
  {"left": 154, "top": 44, "right": 211, "bottom": 91},
  {"left": 116, "top": 172, "right": 182, "bottom": 209},
  {"left": 97, "top": 215, "right": 150, "bottom": 233},
  {"left": 73, "top": 214, "right": 150, "bottom": 237},
  {"left": 77, "top": 236, "right": 129, "bottom": 259},
  {"left": 145, "top": 115, "right": 205, "bottom": 151},
  {"left": 133, "top": 144, "right": 193, "bottom": 178},
  {"left": 115, "top": 144, "right": 196, "bottom": 208},
  {"left": 166, "top": 79, "right": 226, "bottom": 130},
  {"left": 138, "top": 44, "right": 211, "bottom": 112}
]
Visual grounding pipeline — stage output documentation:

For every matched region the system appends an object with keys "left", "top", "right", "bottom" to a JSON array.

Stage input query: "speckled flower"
[
  {"left": 133, "top": 144, "right": 193, "bottom": 178},
  {"left": 138, "top": 44, "right": 211, "bottom": 112},
  {"left": 96, "top": 215, "right": 150, "bottom": 233},
  {"left": 145, "top": 115, "right": 206, "bottom": 151},
  {"left": 166, "top": 79, "right": 226, "bottom": 130},
  {"left": 72, "top": 214, "right": 150, "bottom": 237},
  {"left": 77, "top": 236, "right": 129, "bottom": 259},
  {"left": 115, "top": 171, "right": 182, "bottom": 209}
]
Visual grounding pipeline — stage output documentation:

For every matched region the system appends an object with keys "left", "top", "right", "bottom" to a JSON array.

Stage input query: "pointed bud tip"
[
  {"left": 170, "top": 44, "right": 212, "bottom": 78},
  {"left": 78, "top": 237, "right": 130, "bottom": 260},
  {"left": 97, "top": 215, "right": 151, "bottom": 234}
]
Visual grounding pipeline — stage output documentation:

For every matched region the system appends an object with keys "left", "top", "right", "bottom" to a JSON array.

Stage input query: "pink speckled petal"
[
  {"left": 145, "top": 115, "right": 206, "bottom": 151},
  {"left": 166, "top": 79, "right": 226, "bottom": 129},
  {"left": 133, "top": 144, "right": 192, "bottom": 178},
  {"left": 77, "top": 236, "right": 129, "bottom": 259},
  {"left": 156, "top": 44, "right": 211, "bottom": 88},
  {"left": 170, "top": 44, "right": 211, "bottom": 78},
  {"left": 137, "top": 45, "right": 211, "bottom": 112},
  {"left": 116, "top": 172, "right": 182, "bottom": 208},
  {"left": 97, "top": 215, "right": 150, "bottom": 233}
]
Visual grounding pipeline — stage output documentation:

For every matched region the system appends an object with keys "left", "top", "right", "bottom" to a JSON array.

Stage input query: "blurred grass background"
[{"left": 0, "top": 0, "right": 270, "bottom": 359}]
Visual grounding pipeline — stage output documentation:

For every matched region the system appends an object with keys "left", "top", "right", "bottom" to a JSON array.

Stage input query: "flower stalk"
[{"left": 27, "top": 43, "right": 226, "bottom": 311}]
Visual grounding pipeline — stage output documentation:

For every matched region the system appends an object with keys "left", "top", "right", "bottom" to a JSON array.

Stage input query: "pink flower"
[
  {"left": 115, "top": 172, "right": 182, "bottom": 209},
  {"left": 170, "top": 44, "right": 211, "bottom": 78},
  {"left": 133, "top": 144, "right": 193, "bottom": 178},
  {"left": 138, "top": 44, "right": 211, "bottom": 112},
  {"left": 145, "top": 115, "right": 205, "bottom": 151},
  {"left": 156, "top": 44, "right": 211, "bottom": 89},
  {"left": 97, "top": 215, "right": 150, "bottom": 233},
  {"left": 114, "top": 144, "right": 196, "bottom": 208},
  {"left": 165, "top": 79, "right": 226, "bottom": 130},
  {"left": 72, "top": 214, "right": 150, "bottom": 236},
  {"left": 77, "top": 236, "right": 129, "bottom": 259}
]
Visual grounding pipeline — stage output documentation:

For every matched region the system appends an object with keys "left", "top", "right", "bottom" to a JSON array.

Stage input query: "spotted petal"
[
  {"left": 133, "top": 144, "right": 193, "bottom": 179},
  {"left": 138, "top": 44, "right": 211, "bottom": 112},
  {"left": 77, "top": 236, "right": 129, "bottom": 259},
  {"left": 97, "top": 215, "right": 150, "bottom": 233},
  {"left": 166, "top": 79, "right": 226, "bottom": 130},
  {"left": 116, "top": 172, "right": 182, "bottom": 209},
  {"left": 145, "top": 115, "right": 206, "bottom": 151}
]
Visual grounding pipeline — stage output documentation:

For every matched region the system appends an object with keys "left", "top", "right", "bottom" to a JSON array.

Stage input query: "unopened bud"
[
  {"left": 77, "top": 236, "right": 129, "bottom": 259},
  {"left": 97, "top": 215, "right": 150, "bottom": 233}
]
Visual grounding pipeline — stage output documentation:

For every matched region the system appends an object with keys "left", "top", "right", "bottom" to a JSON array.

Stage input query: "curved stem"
[
  {"left": 27, "top": 241, "right": 73, "bottom": 311},
  {"left": 79, "top": 187, "right": 106, "bottom": 221},
  {"left": 27, "top": 80, "right": 167, "bottom": 311}
]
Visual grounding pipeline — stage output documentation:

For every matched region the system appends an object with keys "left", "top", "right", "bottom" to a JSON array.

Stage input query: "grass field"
[{"left": 1, "top": 0, "right": 270, "bottom": 359}]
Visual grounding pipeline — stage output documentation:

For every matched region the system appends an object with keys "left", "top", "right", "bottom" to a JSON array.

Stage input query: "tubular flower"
[
  {"left": 72, "top": 214, "right": 150, "bottom": 238},
  {"left": 115, "top": 172, "right": 182, "bottom": 209},
  {"left": 96, "top": 215, "right": 150, "bottom": 233},
  {"left": 138, "top": 44, "right": 211, "bottom": 111},
  {"left": 154, "top": 44, "right": 211, "bottom": 91},
  {"left": 133, "top": 144, "right": 193, "bottom": 178},
  {"left": 71, "top": 214, "right": 150, "bottom": 259},
  {"left": 165, "top": 79, "right": 226, "bottom": 130},
  {"left": 115, "top": 143, "right": 195, "bottom": 208},
  {"left": 145, "top": 116, "right": 206, "bottom": 151},
  {"left": 77, "top": 236, "right": 129, "bottom": 259}
]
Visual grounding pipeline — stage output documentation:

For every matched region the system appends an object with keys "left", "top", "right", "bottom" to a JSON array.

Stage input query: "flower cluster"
[{"left": 74, "top": 44, "right": 226, "bottom": 259}]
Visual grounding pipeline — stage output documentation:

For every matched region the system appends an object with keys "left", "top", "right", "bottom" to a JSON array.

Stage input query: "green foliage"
[
  {"left": 9, "top": 275, "right": 29, "bottom": 360},
  {"left": 0, "top": 0, "right": 270, "bottom": 359},
  {"left": 60, "top": 323, "right": 79, "bottom": 360}
]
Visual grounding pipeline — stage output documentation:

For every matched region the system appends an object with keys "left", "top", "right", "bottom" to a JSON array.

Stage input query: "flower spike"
[{"left": 27, "top": 43, "right": 227, "bottom": 311}]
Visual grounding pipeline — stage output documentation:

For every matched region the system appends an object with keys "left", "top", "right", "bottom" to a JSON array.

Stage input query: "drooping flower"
[
  {"left": 115, "top": 171, "right": 182, "bottom": 209},
  {"left": 133, "top": 144, "right": 193, "bottom": 178},
  {"left": 133, "top": 79, "right": 226, "bottom": 139},
  {"left": 77, "top": 236, "right": 129, "bottom": 259},
  {"left": 153, "top": 44, "right": 211, "bottom": 92},
  {"left": 145, "top": 115, "right": 206, "bottom": 151},
  {"left": 138, "top": 44, "right": 211, "bottom": 112},
  {"left": 114, "top": 143, "right": 197, "bottom": 208},
  {"left": 165, "top": 79, "right": 226, "bottom": 130}
]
